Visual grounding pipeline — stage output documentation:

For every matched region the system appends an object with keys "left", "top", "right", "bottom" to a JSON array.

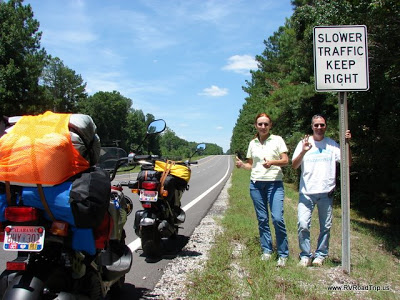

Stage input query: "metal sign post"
[
  {"left": 313, "top": 25, "right": 369, "bottom": 274},
  {"left": 339, "top": 92, "right": 351, "bottom": 274}
]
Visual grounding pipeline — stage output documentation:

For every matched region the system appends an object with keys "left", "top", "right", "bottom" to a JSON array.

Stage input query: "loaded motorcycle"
[
  {"left": 0, "top": 112, "right": 134, "bottom": 299},
  {"left": 126, "top": 119, "right": 206, "bottom": 257}
]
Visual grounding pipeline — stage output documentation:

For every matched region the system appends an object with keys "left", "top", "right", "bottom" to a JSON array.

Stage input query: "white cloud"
[
  {"left": 216, "top": 126, "right": 223, "bottom": 130},
  {"left": 191, "top": 1, "right": 231, "bottom": 24},
  {"left": 222, "top": 55, "right": 258, "bottom": 75},
  {"left": 198, "top": 85, "right": 228, "bottom": 97},
  {"left": 43, "top": 29, "right": 97, "bottom": 46}
]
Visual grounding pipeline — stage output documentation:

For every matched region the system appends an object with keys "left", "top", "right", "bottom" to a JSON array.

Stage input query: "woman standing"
[{"left": 235, "top": 113, "right": 289, "bottom": 267}]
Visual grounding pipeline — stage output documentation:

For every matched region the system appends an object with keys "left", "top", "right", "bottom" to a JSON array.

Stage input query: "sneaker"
[
  {"left": 312, "top": 256, "right": 325, "bottom": 266},
  {"left": 261, "top": 253, "right": 272, "bottom": 261},
  {"left": 298, "top": 256, "right": 311, "bottom": 267},
  {"left": 277, "top": 257, "right": 287, "bottom": 267}
]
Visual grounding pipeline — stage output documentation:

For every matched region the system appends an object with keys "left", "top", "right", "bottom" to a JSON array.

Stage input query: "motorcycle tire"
[
  {"left": 108, "top": 275, "right": 125, "bottom": 298},
  {"left": 141, "top": 227, "right": 162, "bottom": 258},
  {"left": 108, "top": 229, "right": 127, "bottom": 297},
  {"left": 170, "top": 225, "right": 178, "bottom": 239},
  {"left": 83, "top": 270, "right": 104, "bottom": 300}
]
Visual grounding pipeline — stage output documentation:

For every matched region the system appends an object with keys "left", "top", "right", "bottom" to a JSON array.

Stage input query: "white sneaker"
[
  {"left": 277, "top": 257, "right": 287, "bottom": 267},
  {"left": 312, "top": 256, "right": 325, "bottom": 266},
  {"left": 298, "top": 256, "right": 311, "bottom": 267},
  {"left": 261, "top": 253, "right": 272, "bottom": 261}
]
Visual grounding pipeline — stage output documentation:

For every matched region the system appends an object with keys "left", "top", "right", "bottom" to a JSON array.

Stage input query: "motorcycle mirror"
[
  {"left": 188, "top": 143, "right": 206, "bottom": 161},
  {"left": 147, "top": 119, "right": 166, "bottom": 135},
  {"left": 132, "top": 119, "right": 167, "bottom": 155},
  {"left": 196, "top": 143, "right": 206, "bottom": 152}
]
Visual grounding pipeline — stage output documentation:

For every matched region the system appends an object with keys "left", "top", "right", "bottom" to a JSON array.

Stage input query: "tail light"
[
  {"left": 111, "top": 185, "right": 123, "bottom": 192},
  {"left": 142, "top": 181, "right": 158, "bottom": 190},
  {"left": 6, "top": 261, "right": 27, "bottom": 271},
  {"left": 5, "top": 207, "right": 39, "bottom": 222},
  {"left": 141, "top": 202, "right": 152, "bottom": 209},
  {"left": 50, "top": 221, "right": 69, "bottom": 237}
]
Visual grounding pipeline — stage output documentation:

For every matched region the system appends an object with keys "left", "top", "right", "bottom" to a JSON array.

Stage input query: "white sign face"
[{"left": 314, "top": 25, "right": 369, "bottom": 91}]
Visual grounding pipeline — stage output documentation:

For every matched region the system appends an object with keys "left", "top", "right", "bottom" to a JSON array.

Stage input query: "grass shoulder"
[{"left": 186, "top": 167, "right": 400, "bottom": 300}]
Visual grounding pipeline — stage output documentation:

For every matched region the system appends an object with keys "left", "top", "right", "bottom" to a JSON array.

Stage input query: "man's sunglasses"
[{"left": 313, "top": 123, "right": 326, "bottom": 128}]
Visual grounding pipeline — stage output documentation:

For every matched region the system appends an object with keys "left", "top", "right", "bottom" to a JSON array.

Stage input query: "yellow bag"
[
  {"left": 154, "top": 160, "right": 191, "bottom": 182},
  {"left": 0, "top": 111, "right": 90, "bottom": 185}
]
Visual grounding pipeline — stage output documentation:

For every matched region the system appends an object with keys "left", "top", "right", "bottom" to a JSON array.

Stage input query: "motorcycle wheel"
[
  {"left": 108, "top": 230, "right": 127, "bottom": 297},
  {"left": 108, "top": 275, "right": 125, "bottom": 298},
  {"left": 82, "top": 270, "right": 104, "bottom": 300},
  {"left": 141, "top": 227, "right": 162, "bottom": 258},
  {"left": 170, "top": 225, "right": 178, "bottom": 239}
]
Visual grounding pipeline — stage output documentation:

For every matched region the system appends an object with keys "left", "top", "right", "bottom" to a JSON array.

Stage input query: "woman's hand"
[
  {"left": 235, "top": 156, "right": 243, "bottom": 168},
  {"left": 263, "top": 158, "right": 272, "bottom": 168}
]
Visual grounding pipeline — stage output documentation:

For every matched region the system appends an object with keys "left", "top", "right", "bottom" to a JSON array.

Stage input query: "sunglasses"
[
  {"left": 257, "top": 122, "right": 269, "bottom": 127},
  {"left": 313, "top": 123, "right": 326, "bottom": 128}
]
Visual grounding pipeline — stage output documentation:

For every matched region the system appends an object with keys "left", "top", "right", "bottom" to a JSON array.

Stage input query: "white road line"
[
  {"left": 181, "top": 156, "right": 231, "bottom": 212},
  {"left": 128, "top": 155, "right": 231, "bottom": 252}
]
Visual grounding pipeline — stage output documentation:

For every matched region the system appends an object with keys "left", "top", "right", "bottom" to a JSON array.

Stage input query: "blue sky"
[{"left": 25, "top": 0, "right": 293, "bottom": 152}]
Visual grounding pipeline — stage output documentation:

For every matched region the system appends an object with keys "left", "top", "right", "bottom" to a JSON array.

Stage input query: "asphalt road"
[
  {"left": 0, "top": 155, "right": 233, "bottom": 299},
  {"left": 116, "top": 154, "right": 233, "bottom": 299}
]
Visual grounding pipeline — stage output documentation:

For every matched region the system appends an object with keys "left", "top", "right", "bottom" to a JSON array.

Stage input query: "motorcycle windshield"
[{"left": 97, "top": 147, "right": 128, "bottom": 171}]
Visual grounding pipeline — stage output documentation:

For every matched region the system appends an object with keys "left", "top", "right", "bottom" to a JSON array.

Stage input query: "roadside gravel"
[{"left": 144, "top": 176, "right": 232, "bottom": 300}]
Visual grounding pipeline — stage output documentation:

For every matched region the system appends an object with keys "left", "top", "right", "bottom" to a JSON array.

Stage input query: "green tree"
[
  {"left": 159, "top": 128, "right": 190, "bottom": 159},
  {"left": 232, "top": 0, "right": 400, "bottom": 224},
  {"left": 144, "top": 113, "right": 162, "bottom": 155},
  {"left": 126, "top": 109, "right": 146, "bottom": 152},
  {"left": 202, "top": 143, "right": 223, "bottom": 156},
  {"left": 79, "top": 91, "right": 132, "bottom": 150},
  {"left": 41, "top": 56, "right": 87, "bottom": 113},
  {"left": 0, "top": 0, "right": 47, "bottom": 116}
]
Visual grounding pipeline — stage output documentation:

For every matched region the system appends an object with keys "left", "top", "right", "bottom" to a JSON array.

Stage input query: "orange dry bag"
[{"left": 0, "top": 111, "right": 90, "bottom": 185}]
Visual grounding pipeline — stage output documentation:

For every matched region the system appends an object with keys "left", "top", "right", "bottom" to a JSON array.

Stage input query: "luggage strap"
[
  {"left": 37, "top": 184, "right": 55, "bottom": 221},
  {"left": 159, "top": 160, "right": 175, "bottom": 196},
  {"left": 5, "top": 181, "right": 12, "bottom": 206}
]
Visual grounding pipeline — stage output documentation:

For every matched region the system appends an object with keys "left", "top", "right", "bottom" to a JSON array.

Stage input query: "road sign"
[{"left": 314, "top": 25, "right": 369, "bottom": 91}]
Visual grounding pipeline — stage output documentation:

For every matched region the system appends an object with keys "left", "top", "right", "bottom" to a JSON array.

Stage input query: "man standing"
[{"left": 292, "top": 114, "right": 351, "bottom": 267}]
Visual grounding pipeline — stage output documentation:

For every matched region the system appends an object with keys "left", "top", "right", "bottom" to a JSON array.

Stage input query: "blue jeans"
[
  {"left": 298, "top": 193, "right": 333, "bottom": 258},
  {"left": 249, "top": 180, "right": 289, "bottom": 258}
]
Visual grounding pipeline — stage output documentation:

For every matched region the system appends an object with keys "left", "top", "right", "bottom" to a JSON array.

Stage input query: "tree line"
[
  {"left": 230, "top": 0, "right": 400, "bottom": 226},
  {"left": 0, "top": 0, "right": 223, "bottom": 158}
]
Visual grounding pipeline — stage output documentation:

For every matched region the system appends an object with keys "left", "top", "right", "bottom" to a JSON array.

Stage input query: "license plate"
[
  {"left": 139, "top": 190, "right": 158, "bottom": 202},
  {"left": 3, "top": 226, "right": 45, "bottom": 252}
]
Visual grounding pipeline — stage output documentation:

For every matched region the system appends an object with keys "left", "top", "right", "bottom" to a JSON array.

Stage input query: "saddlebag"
[
  {"left": 154, "top": 160, "right": 191, "bottom": 183},
  {"left": 164, "top": 174, "right": 188, "bottom": 191},
  {"left": 0, "top": 167, "right": 110, "bottom": 229},
  {"left": 137, "top": 170, "right": 160, "bottom": 186},
  {"left": 69, "top": 167, "right": 111, "bottom": 228}
]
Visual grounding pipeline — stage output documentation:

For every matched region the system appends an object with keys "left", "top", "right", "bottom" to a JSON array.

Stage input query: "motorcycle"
[
  {"left": 0, "top": 149, "right": 135, "bottom": 299},
  {"left": 127, "top": 119, "right": 206, "bottom": 258}
]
